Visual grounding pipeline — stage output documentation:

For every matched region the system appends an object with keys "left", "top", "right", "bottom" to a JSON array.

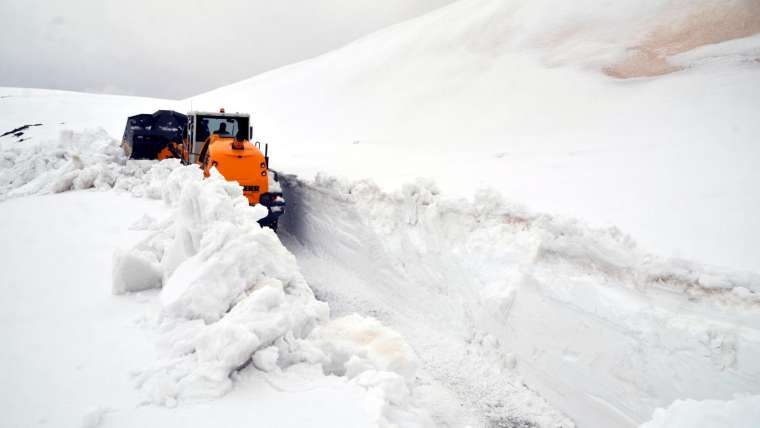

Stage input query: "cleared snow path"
[{"left": 278, "top": 174, "right": 760, "bottom": 428}]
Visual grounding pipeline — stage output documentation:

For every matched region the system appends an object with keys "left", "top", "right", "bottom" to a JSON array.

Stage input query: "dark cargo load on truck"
[{"left": 122, "top": 110, "right": 187, "bottom": 159}]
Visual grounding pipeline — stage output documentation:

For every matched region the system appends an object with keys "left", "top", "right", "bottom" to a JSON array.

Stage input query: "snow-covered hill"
[
  {"left": 2, "top": 0, "right": 760, "bottom": 427},
  {"left": 190, "top": 0, "right": 760, "bottom": 273}
]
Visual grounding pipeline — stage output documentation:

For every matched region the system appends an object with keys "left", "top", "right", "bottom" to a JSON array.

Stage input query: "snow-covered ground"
[
  {"left": 0, "top": 191, "right": 165, "bottom": 427},
  {"left": 2, "top": 0, "right": 760, "bottom": 427},
  {"left": 0, "top": 148, "right": 433, "bottom": 427}
]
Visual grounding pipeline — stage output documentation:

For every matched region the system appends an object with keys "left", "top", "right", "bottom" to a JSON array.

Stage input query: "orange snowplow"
[{"left": 122, "top": 109, "right": 285, "bottom": 230}]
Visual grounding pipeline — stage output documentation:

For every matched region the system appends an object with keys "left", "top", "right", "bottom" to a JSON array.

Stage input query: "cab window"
[{"left": 195, "top": 115, "right": 249, "bottom": 142}]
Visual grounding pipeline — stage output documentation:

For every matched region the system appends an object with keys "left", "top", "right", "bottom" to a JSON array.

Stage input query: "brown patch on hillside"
[{"left": 604, "top": 0, "right": 760, "bottom": 78}]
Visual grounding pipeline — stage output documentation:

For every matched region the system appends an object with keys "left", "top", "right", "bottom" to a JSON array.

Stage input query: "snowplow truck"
[{"left": 122, "top": 109, "right": 285, "bottom": 230}]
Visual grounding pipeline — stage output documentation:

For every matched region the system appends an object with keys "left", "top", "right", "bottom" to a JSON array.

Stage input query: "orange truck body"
[
  {"left": 198, "top": 135, "right": 269, "bottom": 205},
  {"left": 123, "top": 109, "right": 284, "bottom": 229}
]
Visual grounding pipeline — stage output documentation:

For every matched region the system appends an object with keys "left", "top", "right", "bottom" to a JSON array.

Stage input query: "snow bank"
[
  {"left": 109, "top": 165, "right": 431, "bottom": 426},
  {"left": 112, "top": 248, "right": 163, "bottom": 295},
  {"left": 0, "top": 128, "right": 124, "bottom": 199},
  {"left": 0, "top": 127, "right": 185, "bottom": 202},
  {"left": 278, "top": 173, "right": 760, "bottom": 427},
  {"left": 300, "top": 174, "right": 760, "bottom": 302},
  {"left": 639, "top": 395, "right": 760, "bottom": 428}
]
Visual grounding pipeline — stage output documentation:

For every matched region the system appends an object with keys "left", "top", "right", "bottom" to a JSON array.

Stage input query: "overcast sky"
[{"left": 0, "top": 0, "right": 455, "bottom": 99}]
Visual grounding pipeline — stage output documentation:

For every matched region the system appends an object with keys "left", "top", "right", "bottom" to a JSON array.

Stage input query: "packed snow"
[{"left": 2, "top": 0, "right": 760, "bottom": 427}]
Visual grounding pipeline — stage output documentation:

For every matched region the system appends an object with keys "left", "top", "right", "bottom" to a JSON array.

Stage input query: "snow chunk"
[
  {"left": 302, "top": 315, "right": 432, "bottom": 427},
  {"left": 252, "top": 346, "right": 280, "bottom": 372},
  {"left": 310, "top": 314, "right": 419, "bottom": 381},
  {"left": 128, "top": 214, "right": 157, "bottom": 231},
  {"left": 159, "top": 167, "right": 295, "bottom": 322},
  {"left": 122, "top": 165, "right": 329, "bottom": 401},
  {"left": 640, "top": 395, "right": 760, "bottom": 428},
  {"left": 111, "top": 248, "right": 162, "bottom": 295}
]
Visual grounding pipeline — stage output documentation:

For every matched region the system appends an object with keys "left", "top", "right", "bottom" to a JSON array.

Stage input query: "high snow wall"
[{"left": 278, "top": 173, "right": 760, "bottom": 427}]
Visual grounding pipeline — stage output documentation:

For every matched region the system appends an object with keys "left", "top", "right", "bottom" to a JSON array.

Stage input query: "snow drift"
[{"left": 0, "top": 128, "right": 124, "bottom": 199}]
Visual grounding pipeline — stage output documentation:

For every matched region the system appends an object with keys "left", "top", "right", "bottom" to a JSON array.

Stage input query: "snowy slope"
[{"left": 189, "top": 0, "right": 760, "bottom": 273}]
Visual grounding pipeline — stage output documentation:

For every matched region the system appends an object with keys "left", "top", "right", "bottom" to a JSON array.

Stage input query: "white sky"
[{"left": 0, "top": 0, "right": 455, "bottom": 99}]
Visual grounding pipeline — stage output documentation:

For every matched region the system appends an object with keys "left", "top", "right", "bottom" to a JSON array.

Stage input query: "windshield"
[{"left": 195, "top": 115, "right": 249, "bottom": 142}]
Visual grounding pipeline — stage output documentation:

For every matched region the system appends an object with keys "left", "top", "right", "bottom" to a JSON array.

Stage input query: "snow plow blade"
[{"left": 121, "top": 110, "right": 187, "bottom": 160}]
